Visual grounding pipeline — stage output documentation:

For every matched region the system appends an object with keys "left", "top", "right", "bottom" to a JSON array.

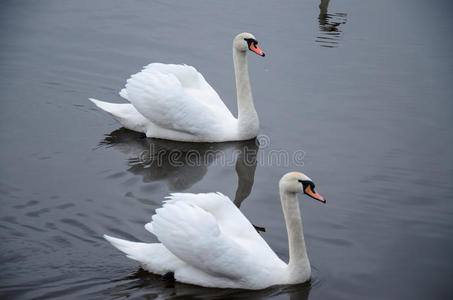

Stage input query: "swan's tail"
[
  {"left": 89, "top": 98, "right": 148, "bottom": 133},
  {"left": 104, "top": 235, "right": 180, "bottom": 275},
  {"left": 104, "top": 234, "right": 156, "bottom": 262}
]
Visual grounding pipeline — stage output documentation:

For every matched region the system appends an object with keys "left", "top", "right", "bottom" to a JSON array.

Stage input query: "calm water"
[{"left": 1, "top": 0, "right": 453, "bottom": 299}]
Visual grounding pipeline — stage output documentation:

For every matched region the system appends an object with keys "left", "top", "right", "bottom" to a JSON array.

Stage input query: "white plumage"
[
  {"left": 90, "top": 32, "right": 265, "bottom": 142},
  {"left": 105, "top": 172, "right": 326, "bottom": 290}
]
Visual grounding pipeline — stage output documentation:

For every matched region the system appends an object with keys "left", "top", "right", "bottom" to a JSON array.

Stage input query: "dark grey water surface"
[{"left": 1, "top": 0, "right": 453, "bottom": 299}]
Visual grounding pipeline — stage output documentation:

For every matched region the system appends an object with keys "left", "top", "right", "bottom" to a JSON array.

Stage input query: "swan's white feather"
[{"left": 119, "top": 88, "right": 128, "bottom": 100}]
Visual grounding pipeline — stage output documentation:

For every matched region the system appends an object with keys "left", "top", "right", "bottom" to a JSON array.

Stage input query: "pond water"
[{"left": 1, "top": 0, "right": 452, "bottom": 299}]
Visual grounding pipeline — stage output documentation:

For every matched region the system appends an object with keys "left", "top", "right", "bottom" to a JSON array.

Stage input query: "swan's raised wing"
[
  {"left": 145, "top": 193, "right": 280, "bottom": 261},
  {"left": 150, "top": 201, "right": 261, "bottom": 279},
  {"left": 143, "top": 64, "right": 232, "bottom": 114},
  {"left": 124, "top": 64, "right": 234, "bottom": 136}
]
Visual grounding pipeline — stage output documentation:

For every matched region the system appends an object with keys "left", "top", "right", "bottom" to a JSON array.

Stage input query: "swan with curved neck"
[
  {"left": 89, "top": 32, "right": 265, "bottom": 142},
  {"left": 104, "top": 172, "right": 325, "bottom": 289}
]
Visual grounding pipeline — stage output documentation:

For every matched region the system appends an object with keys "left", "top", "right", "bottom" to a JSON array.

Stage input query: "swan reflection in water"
[
  {"left": 104, "top": 268, "right": 311, "bottom": 300},
  {"left": 316, "top": 0, "right": 347, "bottom": 48},
  {"left": 100, "top": 128, "right": 257, "bottom": 207}
]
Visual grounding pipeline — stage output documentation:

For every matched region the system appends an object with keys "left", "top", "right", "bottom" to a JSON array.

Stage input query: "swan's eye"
[
  {"left": 244, "top": 38, "right": 256, "bottom": 47},
  {"left": 298, "top": 179, "right": 314, "bottom": 190}
]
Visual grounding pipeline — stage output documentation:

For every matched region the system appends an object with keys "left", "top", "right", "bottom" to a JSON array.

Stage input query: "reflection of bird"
[
  {"left": 105, "top": 172, "right": 325, "bottom": 289},
  {"left": 234, "top": 141, "right": 257, "bottom": 207},
  {"left": 100, "top": 128, "right": 258, "bottom": 192},
  {"left": 317, "top": 0, "right": 347, "bottom": 48},
  {"left": 90, "top": 33, "right": 265, "bottom": 142},
  {"left": 105, "top": 268, "right": 310, "bottom": 299},
  {"left": 319, "top": 0, "right": 331, "bottom": 21}
]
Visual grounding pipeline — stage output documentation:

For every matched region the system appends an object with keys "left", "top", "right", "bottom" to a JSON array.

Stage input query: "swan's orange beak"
[
  {"left": 249, "top": 42, "right": 265, "bottom": 57},
  {"left": 305, "top": 185, "right": 325, "bottom": 203}
]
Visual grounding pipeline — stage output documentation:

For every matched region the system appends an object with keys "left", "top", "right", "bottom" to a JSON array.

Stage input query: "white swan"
[
  {"left": 89, "top": 32, "right": 265, "bottom": 142},
  {"left": 104, "top": 172, "right": 325, "bottom": 290}
]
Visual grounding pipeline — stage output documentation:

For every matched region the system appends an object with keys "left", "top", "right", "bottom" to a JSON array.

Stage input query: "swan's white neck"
[
  {"left": 280, "top": 190, "right": 311, "bottom": 282},
  {"left": 233, "top": 48, "right": 259, "bottom": 139}
]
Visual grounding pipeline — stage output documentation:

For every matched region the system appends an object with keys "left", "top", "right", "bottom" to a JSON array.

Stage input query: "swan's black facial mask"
[
  {"left": 298, "top": 180, "right": 326, "bottom": 203},
  {"left": 244, "top": 38, "right": 265, "bottom": 56}
]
